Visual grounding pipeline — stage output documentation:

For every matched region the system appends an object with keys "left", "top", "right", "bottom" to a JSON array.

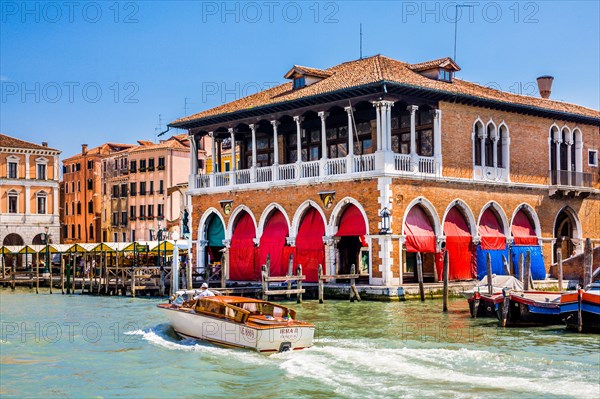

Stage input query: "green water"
[{"left": 1, "top": 289, "right": 599, "bottom": 399}]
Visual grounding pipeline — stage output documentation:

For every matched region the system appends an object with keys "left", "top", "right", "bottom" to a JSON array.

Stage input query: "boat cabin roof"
[{"left": 201, "top": 296, "right": 273, "bottom": 305}]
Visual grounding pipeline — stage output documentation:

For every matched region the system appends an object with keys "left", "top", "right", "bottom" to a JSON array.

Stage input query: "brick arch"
[
  {"left": 257, "top": 202, "right": 291, "bottom": 239},
  {"left": 441, "top": 199, "right": 477, "bottom": 238},
  {"left": 510, "top": 203, "right": 542, "bottom": 238},
  {"left": 226, "top": 205, "right": 258, "bottom": 240},
  {"left": 402, "top": 196, "right": 441, "bottom": 237},
  {"left": 328, "top": 197, "right": 370, "bottom": 236},
  {"left": 291, "top": 200, "right": 328, "bottom": 238},
  {"left": 197, "top": 207, "right": 226, "bottom": 241},
  {"left": 477, "top": 201, "right": 510, "bottom": 237}
]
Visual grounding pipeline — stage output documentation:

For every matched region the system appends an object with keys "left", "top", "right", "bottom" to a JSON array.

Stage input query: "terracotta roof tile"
[
  {"left": 0, "top": 133, "right": 60, "bottom": 152},
  {"left": 171, "top": 55, "right": 600, "bottom": 126},
  {"left": 284, "top": 65, "right": 333, "bottom": 79},
  {"left": 127, "top": 136, "right": 189, "bottom": 154},
  {"left": 408, "top": 57, "right": 461, "bottom": 72}
]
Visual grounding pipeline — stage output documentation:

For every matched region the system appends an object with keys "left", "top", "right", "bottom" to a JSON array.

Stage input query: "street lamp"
[
  {"left": 42, "top": 226, "right": 51, "bottom": 275},
  {"left": 379, "top": 207, "right": 391, "bottom": 235},
  {"left": 156, "top": 222, "right": 167, "bottom": 268}
]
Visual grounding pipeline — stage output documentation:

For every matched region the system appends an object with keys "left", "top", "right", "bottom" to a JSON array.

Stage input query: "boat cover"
[
  {"left": 405, "top": 206, "right": 436, "bottom": 253},
  {"left": 511, "top": 210, "right": 538, "bottom": 246},
  {"left": 476, "top": 245, "right": 509, "bottom": 280},
  {"left": 510, "top": 245, "right": 546, "bottom": 280},
  {"left": 478, "top": 208, "right": 506, "bottom": 250},
  {"left": 296, "top": 208, "right": 325, "bottom": 282},
  {"left": 259, "top": 210, "right": 289, "bottom": 277},
  {"left": 441, "top": 207, "right": 475, "bottom": 280},
  {"left": 229, "top": 212, "right": 257, "bottom": 281}
]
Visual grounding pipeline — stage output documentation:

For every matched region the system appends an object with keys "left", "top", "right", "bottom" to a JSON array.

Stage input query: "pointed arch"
[
  {"left": 402, "top": 196, "right": 441, "bottom": 253},
  {"left": 328, "top": 197, "right": 370, "bottom": 236},
  {"left": 473, "top": 118, "right": 484, "bottom": 167},
  {"left": 257, "top": 203, "right": 291, "bottom": 239},
  {"left": 229, "top": 208, "right": 258, "bottom": 281},
  {"left": 441, "top": 199, "right": 477, "bottom": 238},
  {"left": 198, "top": 207, "right": 226, "bottom": 241},
  {"left": 227, "top": 205, "right": 258, "bottom": 239},
  {"left": 291, "top": 200, "right": 327, "bottom": 238},
  {"left": 258, "top": 207, "right": 291, "bottom": 277},
  {"left": 403, "top": 196, "right": 441, "bottom": 237},
  {"left": 478, "top": 201, "right": 510, "bottom": 238},
  {"left": 510, "top": 203, "right": 542, "bottom": 239}
]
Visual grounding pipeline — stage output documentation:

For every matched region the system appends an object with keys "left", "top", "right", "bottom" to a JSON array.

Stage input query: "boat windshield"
[{"left": 236, "top": 302, "right": 295, "bottom": 319}]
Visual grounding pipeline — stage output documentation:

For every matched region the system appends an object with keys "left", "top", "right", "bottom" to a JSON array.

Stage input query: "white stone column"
[
  {"left": 271, "top": 120, "right": 279, "bottom": 165},
  {"left": 293, "top": 116, "right": 303, "bottom": 163},
  {"left": 384, "top": 101, "right": 393, "bottom": 151},
  {"left": 479, "top": 129, "right": 486, "bottom": 169},
  {"left": 408, "top": 105, "right": 419, "bottom": 171},
  {"left": 249, "top": 124, "right": 257, "bottom": 182},
  {"left": 566, "top": 139, "right": 573, "bottom": 185},
  {"left": 318, "top": 111, "right": 328, "bottom": 160},
  {"left": 374, "top": 102, "right": 382, "bottom": 151},
  {"left": 492, "top": 136, "right": 498, "bottom": 168},
  {"left": 432, "top": 109, "right": 442, "bottom": 175},
  {"left": 502, "top": 134, "right": 511, "bottom": 180},
  {"left": 210, "top": 132, "right": 217, "bottom": 173},
  {"left": 188, "top": 134, "right": 198, "bottom": 188},
  {"left": 553, "top": 133, "right": 562, "bottom": 184},
  {"left": 53, "top": 187, "right": 59, "bottom": 216},
  {"left": 345, "top": 106, "right": 354, "bottom": 173},
  {"left": 198, "top": 239, "right": 208, "bottom": 278},
  {"left": 229, "top": 128, "right": 236, "bottom": 172}
]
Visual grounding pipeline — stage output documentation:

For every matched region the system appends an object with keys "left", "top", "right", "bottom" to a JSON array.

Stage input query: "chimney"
[
  {"left": 82, "top": 144, "right": 88, "bottom": 155},
  {"left": 41, "top": 142, "right": 48, "bottom": 147},
  {"left": 536, "top": 76, "right": 554, "bottom": 99}
]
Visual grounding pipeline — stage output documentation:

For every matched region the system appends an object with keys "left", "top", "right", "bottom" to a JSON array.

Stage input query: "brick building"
[
  {"left": 62, "top": 143, "right": 133, "bottom": 243},
  {"left": 0, "top": 134, "right": 61, "bottom": 249},
  {"left": 170, "top": 55, "right": 599, "bottom": 285}
]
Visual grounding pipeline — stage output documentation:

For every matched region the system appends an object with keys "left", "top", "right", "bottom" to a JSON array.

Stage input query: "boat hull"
[
  {"left": 560, "top": 290, "right": 600, "bottom": 333},
  {"left": 468, "top": 294, "right": 502, "bottom": 318},
  {"left": 159, "top": 305, "right": 315, "bottom": 352},
  {"left": 499, "top": 292, "right": 562, "bottom": 326}
]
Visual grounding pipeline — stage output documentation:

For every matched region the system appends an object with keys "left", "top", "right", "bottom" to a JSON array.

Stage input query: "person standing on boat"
[{"left": 193, "top": 283, "right": 215, "bottom": 299}]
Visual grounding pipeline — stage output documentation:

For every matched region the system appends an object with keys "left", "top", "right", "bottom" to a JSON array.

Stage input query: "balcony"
[
  {"left": 192, "top": 152, "right": 440, "bottom": 192},
  {"left": 157, "top": 165, "right": 165, "bottom": 171},
  {"left": 549, "top": 170, "right": 595, "bottom": 198}
]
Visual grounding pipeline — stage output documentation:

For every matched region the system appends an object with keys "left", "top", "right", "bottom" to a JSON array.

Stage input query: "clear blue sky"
[{"left": 1, "top": 1, "right": 598, "bottom": 158}]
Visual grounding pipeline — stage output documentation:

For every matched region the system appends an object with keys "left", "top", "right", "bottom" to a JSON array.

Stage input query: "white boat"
[{"left": 157, "top": 295, "right": 315, "bottom": 353}]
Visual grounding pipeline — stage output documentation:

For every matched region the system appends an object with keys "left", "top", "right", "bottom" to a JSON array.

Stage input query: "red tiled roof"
[
  {"left": 0, "top": 133, "right": 60, "bottom": 152},
  {"left": 127, "top": 136, "right": 189, "bottom": 154},
  {"left": 284, "top": 65, "right": 333, "bottom": 79},
  {"left": 408, "top": 57, "right": 461, "bottom": 72},
  {"left": 171, "top": 55, "right": 599, "bottom": 126},
  {"left": 62, "top": 143, "right": 134, "bottom": 162}
]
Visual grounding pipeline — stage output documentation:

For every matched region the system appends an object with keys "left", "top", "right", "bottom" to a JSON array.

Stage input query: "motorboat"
[
  {"left": 157, "top": 295, "right": 315, "bottom": 353},
  {"left": 499, "top": 291, "right": 563, "bottom": 326},
  {"left": 463, "top": 275, "right": 523, "bottom": 318}
]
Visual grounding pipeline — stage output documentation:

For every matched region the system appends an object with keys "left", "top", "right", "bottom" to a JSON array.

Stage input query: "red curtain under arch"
[
  {"left": 404, "top": 205, "right": 436, "bottom": 253},
  {"left": 511, "top": 210, "right": 538, "bottom": 245},
  {"left": 259, "top": 210, "right": 289, "bottom": 276},
  {"left": 296, "top": 207, "right": 326, "bottom": 282},
  {"left": 478, "top": 208, "right": 506, "bottom": 250},
  {"left": 440, "top": 207, "right": 475, "bottom": 280},
  {"left": 229, "top": 212, "right": 257, "bottom": 281},
  {"left": 335, "top": 204, "right": 367, "bottom": 237}
]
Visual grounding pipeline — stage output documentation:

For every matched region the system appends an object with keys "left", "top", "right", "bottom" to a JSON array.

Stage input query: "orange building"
[
  {"left": 62, "top": 143, "right": 133, "bottom": 243},
  {"left": 0, "top": 133, "right": 61, "bottom": 247}
]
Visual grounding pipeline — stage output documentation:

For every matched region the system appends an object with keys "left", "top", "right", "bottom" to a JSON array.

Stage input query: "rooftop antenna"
[
  {"left": 184, "top": 97, "right": 189, "bottom": 117},
  {"left": 359, "top": 23, "right": 363, "bottom": 59},
  {"left": 154, "top": 114, "right": 162, "bottom": 143},
  {"left": 453, "top": 4, "right": 474, "bottom": 64}
]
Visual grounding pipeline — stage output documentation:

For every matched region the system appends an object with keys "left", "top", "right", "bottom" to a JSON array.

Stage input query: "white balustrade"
[
  {"left": 278, "top": 163, "right": 296, "bottom": 181},
  {"left": 418, "top": 157, "right": 436, "bottom": 175},
  {"left": 256, "top": 166, "right": 273, "bottom": 183},
  {"left": 301, "top": 160, "right": 320, "bottom": 178},
  {"left": 353, "top": 154, "right": 375, "bottom": 173},
  {"left": 195, "top": 174, "right": 210, "bottom": 188},
  {"left": 214, "top": 172, "right": 230, "bottom": 187},
  {"left": 326, "top": 158, "right": 346, "bottom": 175},
  {"left": 394, "top": 153, "right": 411, "bottom": 172},
  {"left": 234, "top": 169, "right": 251, "bottom": 185}
]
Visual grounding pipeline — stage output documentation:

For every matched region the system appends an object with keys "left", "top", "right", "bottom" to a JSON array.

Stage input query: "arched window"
[
  {"left": 89, "top": 224, "right": 94, "bottom": 240},
  {"left": 560, "top": 128, "right": 569, "bottom": 171},
  {"left": 485, "top": 123, "right": 495, "bottom": 167},
  {"left": 498, "top": 124, "right": 508, "bottom": 168},
  {"left": 473, "top": 121, "right": 483, "bottom": 166}
]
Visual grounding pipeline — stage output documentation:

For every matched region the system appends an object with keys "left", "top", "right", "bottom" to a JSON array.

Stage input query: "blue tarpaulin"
[
  {"left": 510, "top": 245, "right": 546, "bottom": 280},
  {"left": 476, "top": 245, "right": 509, "bottom": 280}
]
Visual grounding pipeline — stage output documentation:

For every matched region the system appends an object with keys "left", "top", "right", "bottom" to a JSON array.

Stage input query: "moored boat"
[
  {"left": 560, "top": 282, "right": 600, "bottom": 333},
  {"left": 498, "top": 291, "right": 562, "bottom": 327},
  {"left": 463, "top": 275, "right": 523, "bottom": 318},
  {"left": 158, "top": 295, "right": 315, "bottom": 353}
]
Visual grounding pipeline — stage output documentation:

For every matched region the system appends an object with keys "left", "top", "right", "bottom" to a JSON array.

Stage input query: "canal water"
[{"left": 1, "top": 289, "right": 599, "bottom": 399}]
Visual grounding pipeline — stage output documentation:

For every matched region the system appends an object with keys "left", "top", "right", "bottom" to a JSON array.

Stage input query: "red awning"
[
  {"left": 296, "top": 208, "right": 325, "bottom": 282},
  {"left": 441, "top": 207, "right": 475, "bottom": 280},
  {"left": 511, "top": 210, "right": 538, "bottom": 246},
  {"left": 335, "top": 205, "right": 367, "bottom": 237},
  {"left": 259, "top": 211, "right": 289, "bottom": 276},
  {"left": 478, "top": 208, "right": 506, "bottom": 250},
  {"left": 404, "top": 206, "right": 436, "bottom": 253},
  {"left": 229, "top": 212, "right": 257, "bottom": 281}
]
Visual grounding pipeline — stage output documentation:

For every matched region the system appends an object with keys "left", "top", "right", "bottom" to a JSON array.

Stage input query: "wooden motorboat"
[
  {"left": 498, "top": 291, "right": 562, "bottom": 327},
  {"left": 560, "top": 282, "right": 600, "bottom": 333},
  {"left": 157, "top": 295, "right": 315, "bottom": 353}
]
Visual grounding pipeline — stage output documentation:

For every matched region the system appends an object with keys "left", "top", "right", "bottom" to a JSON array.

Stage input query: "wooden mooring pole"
[
  {"left": 349, "top": 264, "right": 361, "bottom": 302},
  {"left": 583, "top": 238, "right": 593, "bottom": 288},
  {"left": 261, "top": 264, "right": 268, "bottom": 301},
  {"left": 523, "top": 251, "right": 531, "bottom": 291},
  {"left": 318, "top": 264, "right": 324, "bottom": 304},
  {"left": 486, "top": 253, "right": 493, "bottom": 295},
  {"left": 286, "top": 254, "right": 293, "bottom": 300},
  {"left": 502, "top": 255, "right": 510, "bottom": 276},
  {"left": 442, "top": 251, "right": 449, "bottom": 313},
  {"left": 557, "top": 249, "right": 563, "bottom": 292},
  {"left": 296, "top": 264, "right": 303, "bottom": 304},
  {"left": 60, "top": 255, "right": 65, "bottom": 294},
  {"left": 35, "top": 250, "right": 39, "bottom": 294},
  {"left": 518, "top": 253, "right": 524, "bottom": 283},
  {"left": 416, "top": 252, "right": 425, "bottom": 301}
]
